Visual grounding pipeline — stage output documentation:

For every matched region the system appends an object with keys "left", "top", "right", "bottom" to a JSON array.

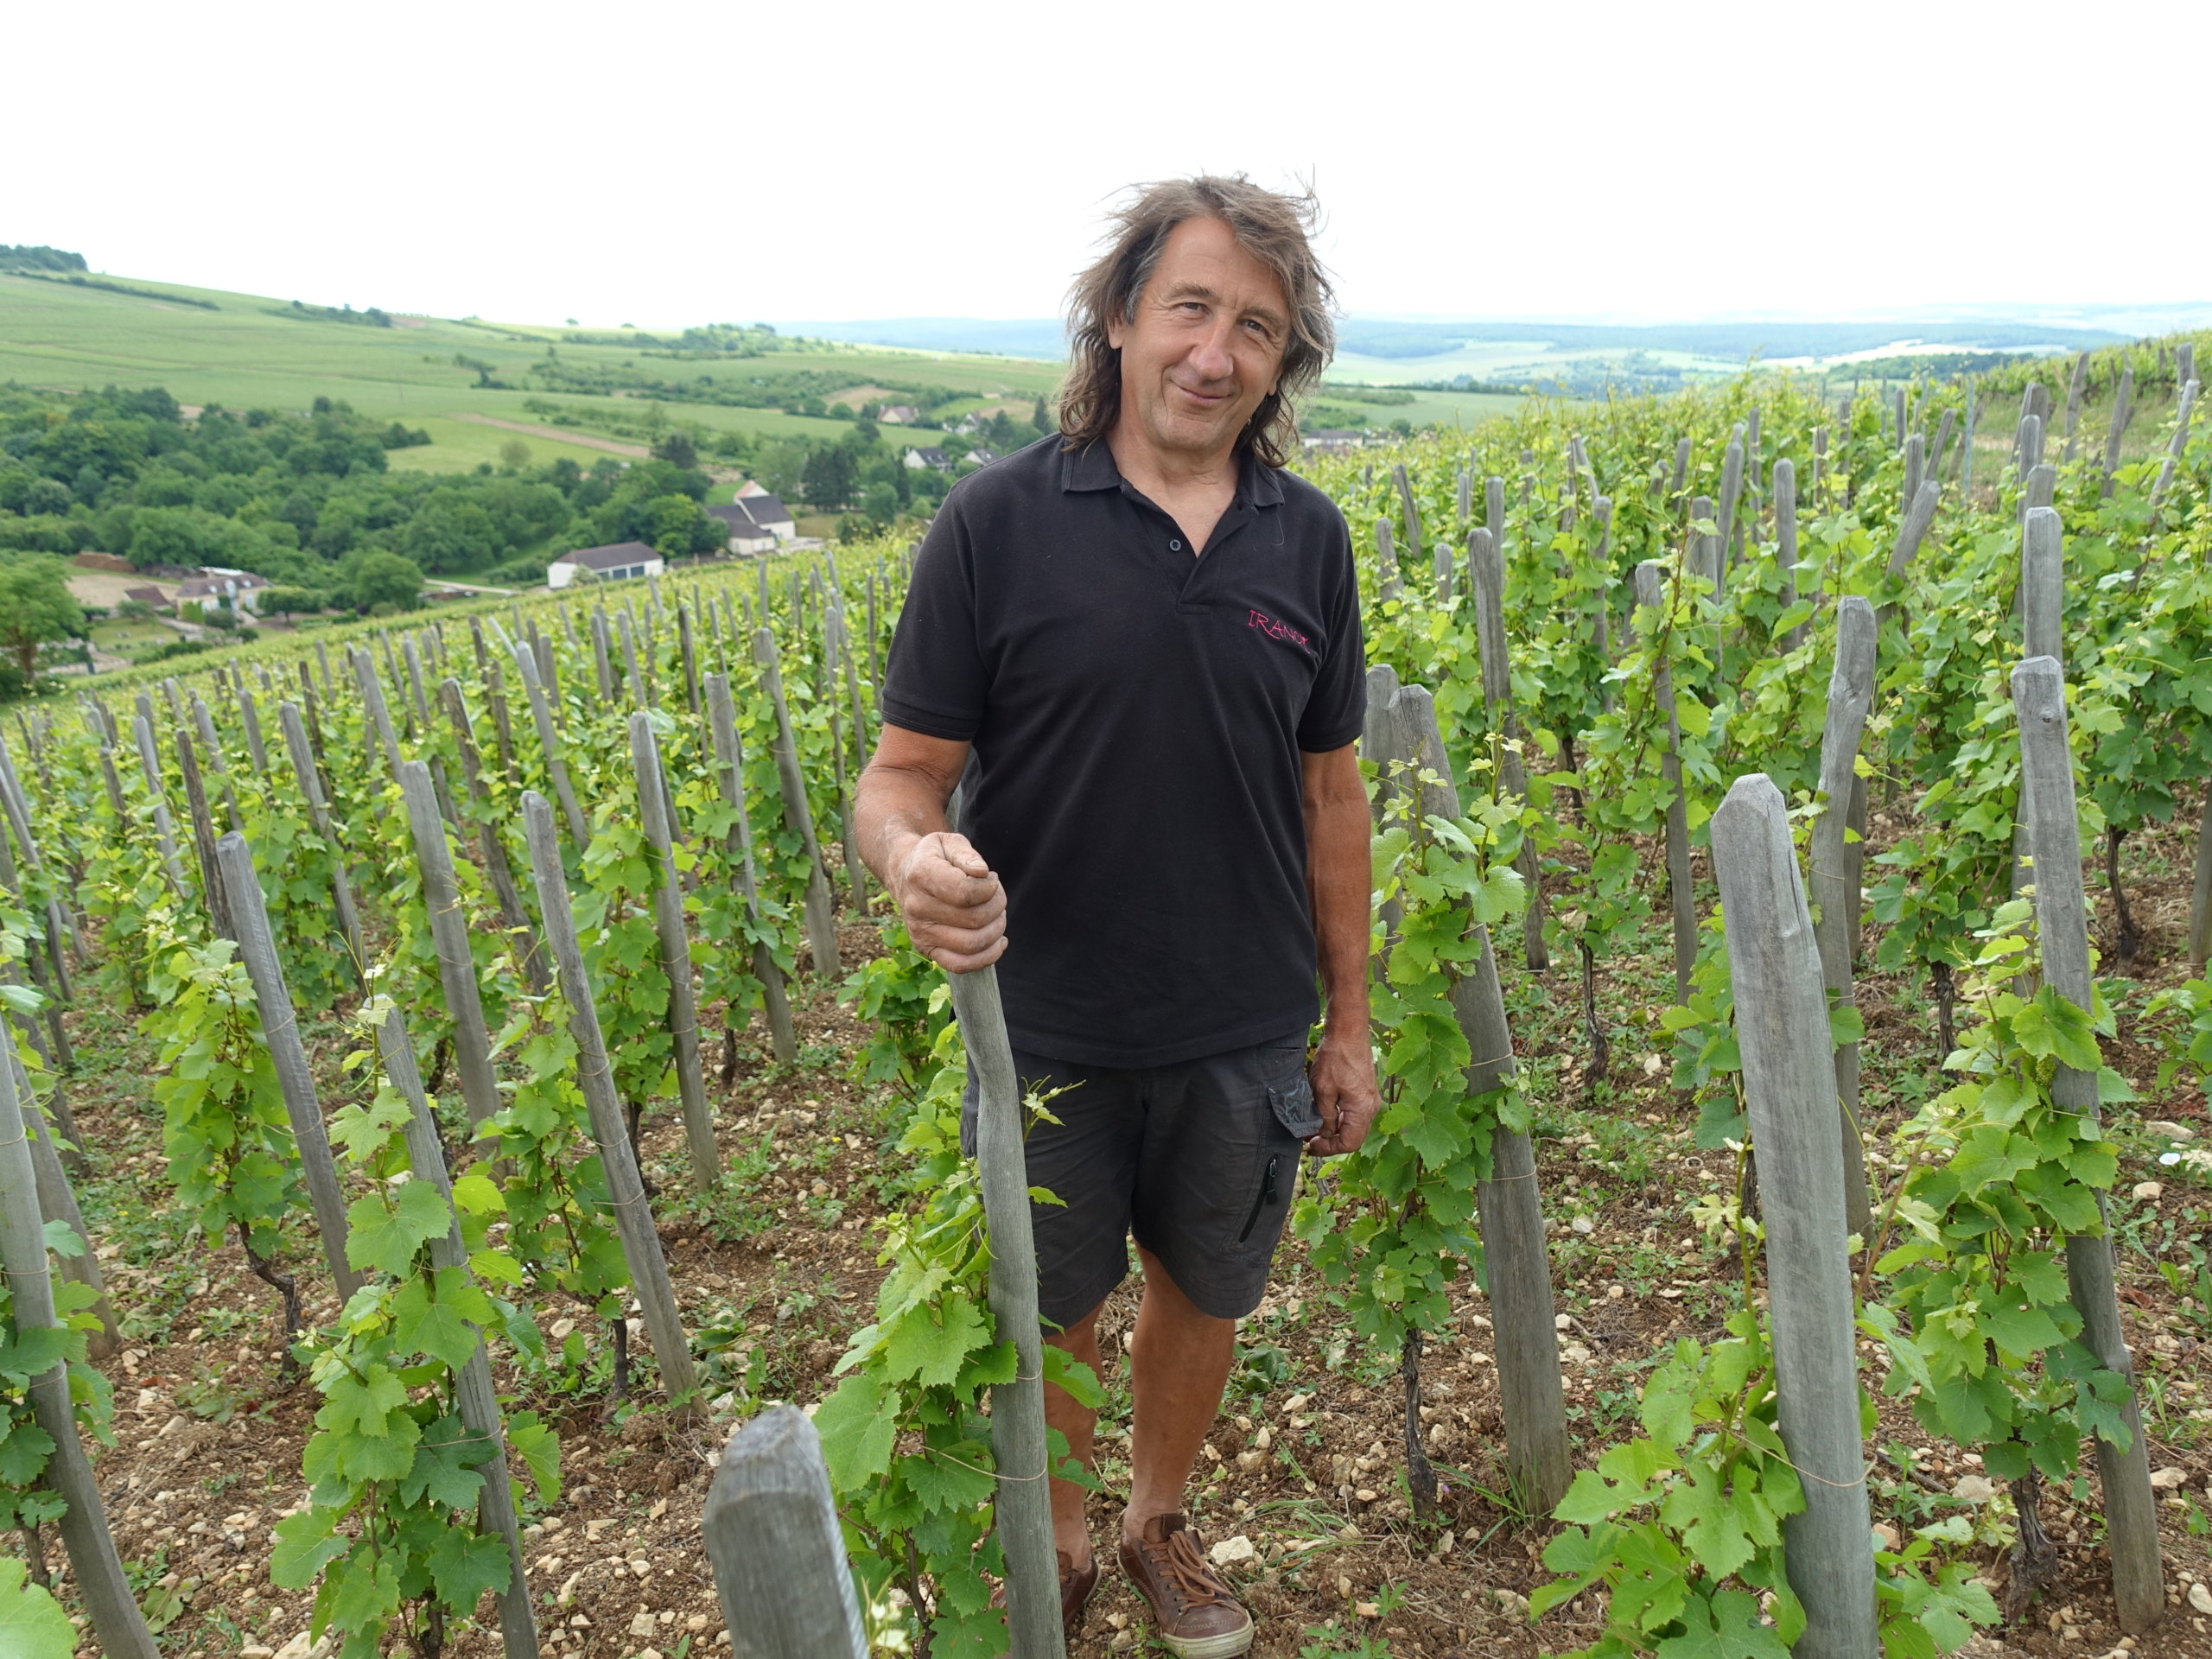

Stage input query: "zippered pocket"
[{"left": 1236, "top": 1154, "right": 1281, "bottom": 1243}]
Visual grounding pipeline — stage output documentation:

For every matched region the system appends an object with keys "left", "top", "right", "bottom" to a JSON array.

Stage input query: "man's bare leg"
[
  {"left": 1124, "top": 1244, "right": 1238, "bottom": 1544},
  {"left": 1044, "top": 1306, "right": 1105, "bottom": 1568}
]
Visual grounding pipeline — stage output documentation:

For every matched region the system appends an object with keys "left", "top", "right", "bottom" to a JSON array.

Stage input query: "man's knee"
[{"left": 1045, "top": 1299, "right": 1106, "bottom": 1353}]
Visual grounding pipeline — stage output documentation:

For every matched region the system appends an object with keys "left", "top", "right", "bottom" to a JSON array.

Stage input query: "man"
[{"left": 856, "top": 175, "right": 1378, "bottom": 1657}]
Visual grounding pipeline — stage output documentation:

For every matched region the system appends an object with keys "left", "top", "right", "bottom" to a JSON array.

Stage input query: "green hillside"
[{"left": 0, "top": 268, "right": 1066, "bottom": 474}]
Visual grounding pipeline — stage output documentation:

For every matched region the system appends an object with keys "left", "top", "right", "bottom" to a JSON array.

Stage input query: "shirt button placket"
[{"left": 1169, "top": 539, "right": 1183, "bottom": 552}]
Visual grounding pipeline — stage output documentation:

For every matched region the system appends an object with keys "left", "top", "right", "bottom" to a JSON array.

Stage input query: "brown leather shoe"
[
  {"left": 1116, "top": 1513, "right": 1254, "bottom": 1658},
  {"left": 1060, "top": 1548, "right": 1099, "bottom": 1632}
]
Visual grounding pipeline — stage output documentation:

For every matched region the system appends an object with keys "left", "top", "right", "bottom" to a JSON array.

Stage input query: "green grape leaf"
[
  {"left": 425, "top": 1523, "right": 512, "bottom": 1611},
  {"left": 0, "top": 1555, "right": 77, "bottom": 1659},
  {"left": 269, "top": 1510, "right": 350, "bottom": 1590},
  {"left": 345, "top": 1179, "right": 454, "bottom": 1277}
]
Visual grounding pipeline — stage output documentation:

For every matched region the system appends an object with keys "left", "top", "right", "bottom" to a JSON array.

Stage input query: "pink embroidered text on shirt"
[{"left": 1247, "top": 609, "right": 1312, "bottom": 652}]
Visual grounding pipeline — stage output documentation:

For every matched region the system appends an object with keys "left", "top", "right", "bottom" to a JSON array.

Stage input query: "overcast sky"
[{"left": 15, "top": 0, "right": 2206, "bottom": 332}]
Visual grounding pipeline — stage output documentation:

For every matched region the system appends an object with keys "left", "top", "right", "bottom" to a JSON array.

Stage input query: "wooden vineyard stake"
[
  {"left": 175, "top": 728, "right": 234, "bottom": 943},
  {"left": 2150, "top": 378, "right": 2199, "bottom": 512},
  {"left": 0, "top": 1045, "right": 162, "bottom": 1658},
  {"left": 703, "top": 1405, "right": 868, "bottom": 1658},
  {"left": 350, "top": 646, "right": 404, "bottom": 781},
  {"left": 188, "top": 692, "right": 244, "bottom": 830},
  {"left": 395, "top": 761, "right": 505, "bottom": 1142},
  {"left": 233, "top": 680, "right": 270, "bottom": 774},
  {"left": 591, "top": 607, "right": 617, "bottom": 703},
  {"left": 1373, "top": 518, "right": 1400, "bottom": 605},
  {"left": 1717, "top": 435, "right": 1745, "bottom": 576},
  {"left": 750, "top": 627, "right": 842, "bottom": 977},
  {"left": 373, "top": 1003, "right": 542, "bottom": 1658},
  {"left": 1592, "top": 498, "right": 1617, "bottom": 702},
  {"left": 2012, "top": 656, "right": 2165, "bottom": 1633},
  {"left": 706, "top": 675, "right": 798, "bottom": 1063},
  {"left": 508, "top": 638, "right": 590, "bottom": 849},
  {"left": 1392, "top": 461, "right": 1424, "bottom": 569},
  {"left": 678, "top": 601, "right": 702, "bottom": 715},
  {"left": 130, "top": 713, "right": 192, "bottom": 896},
  {"left": 947, "top": 963, "right": 1067, "bottom": 1659},
  {"left": 520, "top": 791, "right": 699, "bottom": 1405},
  {"left": 1775, "top": 459, "right": 1805, "bottom": 650},
  {"left": 1394, "top": 683, "right": 1571, "bottom": 1512},
  {"left": 2061, "top": 350, "right": 2091, "bottom": 460},
  {"left": 1363, "top": 664, "right": 1407, "bottom": 952},
  {"left": 436, "top": 681, "right": 544, "bottom": 993},
  {"left": 628, "top": 713, "right": 719, "bottom": 1192},
  {"left": 1467, "top": 528, "right": 1548, "bottom": 971},
  {"left": 215, "top": 832, "right": 365, "bottom": 1303},
  {"left": 1807, "top": 598, "right": 1878, "bottom": 1242},
  {"left": 618, "top": 611, "right": 647, "bottom": 708},
  {"left": 2100, "top": 366, "right": 2134, "bottom": 497},
  {"left": 1634, "top": 563, "right": 1696, "bottom": 1002},
  {"left": 276, "top": 701, "right": 365, "bottom": 978},
  {"left": 8, "top": 1046, "right": 118, "bottom": 1355},
  {"left": 1710, "top": 774, "right": 1877, "bottom": 1659}
]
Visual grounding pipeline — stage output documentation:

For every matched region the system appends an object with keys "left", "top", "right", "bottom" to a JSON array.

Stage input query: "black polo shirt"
[{"left": 882, "top": 434, "right": 1366, "bottom": 1068}]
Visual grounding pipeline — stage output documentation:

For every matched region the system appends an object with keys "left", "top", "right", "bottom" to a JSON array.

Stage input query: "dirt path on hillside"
[{"left": 446, "top": 412, "right": 651, "bottom": 459}]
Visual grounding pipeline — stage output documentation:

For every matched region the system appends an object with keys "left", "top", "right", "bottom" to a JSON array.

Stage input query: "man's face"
[{"left": 1107, "top": 215, "right": 1291, "bottom": 464}]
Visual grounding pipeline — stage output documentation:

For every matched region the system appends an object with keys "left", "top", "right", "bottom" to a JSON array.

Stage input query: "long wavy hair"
[{"left": 1059, "top": 175, "right": 1336, "bottom": 468}]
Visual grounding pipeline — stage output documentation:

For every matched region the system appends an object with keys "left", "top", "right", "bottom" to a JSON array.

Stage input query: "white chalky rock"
[
  {"left": 1209, "top": 1535, "right": 1257, "bottom": 1567},
  {"left": 1950, "top": 1474, "right": 1998, "bottom": 1503},
  {"left": 2148, "top": 1466, "right": 2188, "bottom": 1490}
]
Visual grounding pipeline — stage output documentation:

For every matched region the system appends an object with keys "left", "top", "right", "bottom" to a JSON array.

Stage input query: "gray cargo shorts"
[{"left": 961, "top": 1029, "right": 1323, "bottom": 1330}]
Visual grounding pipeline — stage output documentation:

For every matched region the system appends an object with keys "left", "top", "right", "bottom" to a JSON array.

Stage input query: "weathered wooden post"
[
  {"left": 396, "top": 761, "right": 504, "bottom": 1142},
  {"left": 751, "top": 628, "right": 842, "bottom": 977},
  {"left": 705, "top": 674, "right": 798, "bottom": 1064},
  {"left": 175, "top": 728, "right": 234, "bottom": 942},
  {"left": 1467, "top": 528, "right": 1548, "bottom": 971},
  {"left": 435, "top": 682, "right": 543, "bottom": 992},
  {"left": 1395, "top": 683, "right": 1570, "bottom": 1512},
  {"left": 277, "top": 702, "right": 365, "bottom": 976},
  {"left": 1776, "top": 459, "right": 1805, "bottom": 651},
  {"left": 1716, "top": 435, "right": 1745, "bottom": 577},
  {"left": 1634, "top": 563, "right": 1696, "bottom": 1002},
  {"left": 350, "top": 646, "right": 404, "bottom": 781},
  {"left": 216, "top": 833, "right": 365, "bottom": 1303},
  {"left": 522, "top": 792, "right": 698, "bottom": 1403},
  {"left": 1710, "top": 774, "right": 1876, "bottom": 1659},
  {"left": 1393, "top": 461, "right": 1424, "bottom": 570},
  {"left": 629, "top": 714, "right": 718, "bottom": 1192},
  {"left": 130, "top": 713, "right": 192, "bottom": 896},
  {"left": 1374, "top": 518, "right": 1401, "bottom": 605},
  {"left": 2100, "top": 366, "right": 2134, "bottom": 497},
  {"left": 0, "top": 1048, "right": 162, "bottom": 1659},
  {"left": 2060, "top": 351, "right": 2091, "bottom": 461},
  {"left": 2150, "top": 378, "right": 2199, "bottom": 510},
  {"left": 509, "top": 639, "right": 590, "bottom": 848},
  {"left": 947, "top": 964, "right": 1067, "bottom": 1659},
  {"left": 702, "top": 1406, "right": 868, "bottom": 1659},
  {"left": 371, "top": 1003, "right": 541, "bottom": 1657},
  {"left": 8, "top": 1046, "right": 116, "bottom": 1352},
  {"left": 1807, "top": 599, "right": 1878, "bottom": 1241},
  {"left": 2012, "top": 656, "right": 2165, "bottom": 1634}
]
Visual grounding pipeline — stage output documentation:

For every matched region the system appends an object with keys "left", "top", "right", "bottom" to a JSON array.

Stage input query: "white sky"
[{"left": 13, "top": 0, "right": 2207, "bottom": 332}]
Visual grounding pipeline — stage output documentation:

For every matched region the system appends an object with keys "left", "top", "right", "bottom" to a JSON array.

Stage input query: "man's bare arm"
[
  {"left": 1299, "top": 741, "right": 1380, "bottom": 1156},
  {"left": 855, "top": 724, "right": 1007, "bottom": 971}
]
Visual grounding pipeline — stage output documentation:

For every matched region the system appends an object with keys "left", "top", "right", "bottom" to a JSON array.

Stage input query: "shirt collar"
[{"left": 1059, "top": 439, "right": 1287, "bottom": 508}]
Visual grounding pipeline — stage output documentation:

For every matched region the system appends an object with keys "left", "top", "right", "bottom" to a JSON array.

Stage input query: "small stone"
[
  {"left": 686, "top": 1614, "right": 709, "bottom": 1632},
  {"left": 1554, "top": 1313, "right": 1573, "bottom": 1331},
  {"left": 1950, "top": 1474, "right": 1998, "bottom": 1503},
  {"left": 1209, "top": 1535, "right": 1256, "bottom": 1567},
  {"left": 1570, "top": 1215, "right": 1595, "bottom": 1235},
  {"left": 1357, "top": 1601, "right": 1381, "bottom": 1618},
  {"left": 1872, "top": 1523, "right": 1900, "bottom": 1551},
  {"left": 2132, "top": 1181, "right": 2164, "bottom": 1202},
  {"left": 2149, "top": 1466, "right": 2188, "bottom": 1491},
  {"left": 2189, "top": 1583, "right": 2212, "bottom": 1615},
  {"left": 1337, "top": 1574, "right": 1354, "bottom": 1598},
  {"left": 1355, "top": 1488, "right": 1377, "bottom": 1503},
  {"left": 2145, "top": 1120, "right": 2196, "bottom": 1141},
  {"left": 241, "top": 1648, "right": 276, "bottom": 1659},
  {"left": 631, "top": 1611, "right": 659, "bottom": 1636},
  {"left": 1106, "top": 1612, "right": 1128, "bottom": 1630}
]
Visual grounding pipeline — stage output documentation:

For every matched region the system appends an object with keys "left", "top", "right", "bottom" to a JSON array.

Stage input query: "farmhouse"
[
  {"left": 903, "top": 447, "right": 951, "bottom": 473},
  {"left": 706, "top": 492, "right": 796, "bottom": 554},
  {"left": 547, "top": 542, "right": 664, "bottom": 588},
  {"left": 876, "top": 405, "right": 918, "bottom": 424},
  {"left": 178, "top": 567, "right": 272, "bottom": 613}
]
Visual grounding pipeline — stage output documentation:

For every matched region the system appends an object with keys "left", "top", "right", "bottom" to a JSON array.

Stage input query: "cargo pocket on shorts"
[
  {"left": 1268, "top": 1071, "right": 1322, "bottom": 1141},
  {"left": 1235, "top": 1065, "right": 1317, "bottom": 1247}
]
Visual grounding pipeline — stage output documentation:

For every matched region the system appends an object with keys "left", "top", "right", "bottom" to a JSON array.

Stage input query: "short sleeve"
[
  {"left": 1296, "top": 507, "right": 1366, "bottom": 753},
  {"left": 880, "top": 499, "right": 988, "bottom": 741}
]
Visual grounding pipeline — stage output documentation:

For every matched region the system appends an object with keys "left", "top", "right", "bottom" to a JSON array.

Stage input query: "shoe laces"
[{"left": 1144, "top": 1524, "right": 1232, "bottom": 1613}]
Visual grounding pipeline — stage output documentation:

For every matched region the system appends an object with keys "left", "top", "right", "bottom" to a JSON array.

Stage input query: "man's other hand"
[
  {"left": 891, "top": 831, "right": 1007, "bottom": 971},
  {"left": 1304, "top": 1027, "right": 1379, "bottom": 1157}
]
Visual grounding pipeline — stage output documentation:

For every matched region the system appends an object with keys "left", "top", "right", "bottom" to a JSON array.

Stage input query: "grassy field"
[{"left": 0, "top": 270, "right": 1065, "bottom": 462}]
